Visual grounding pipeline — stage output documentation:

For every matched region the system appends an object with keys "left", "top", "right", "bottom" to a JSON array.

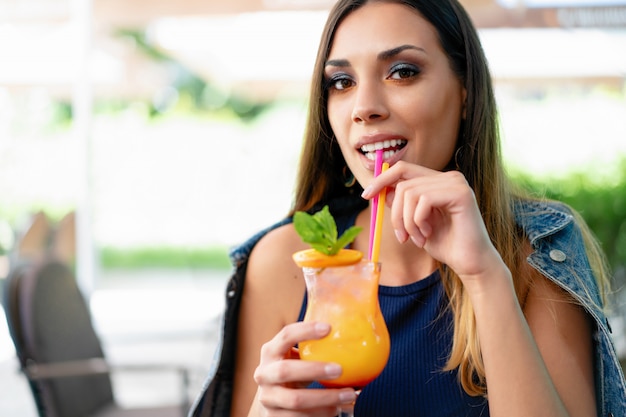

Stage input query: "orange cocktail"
[{"left": 299, "top": 261, "right": 390, "bottom": 388}]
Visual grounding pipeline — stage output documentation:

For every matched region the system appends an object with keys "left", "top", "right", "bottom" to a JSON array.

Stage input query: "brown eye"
[
  {"left": 389, "top": 63, "right": 420, "bottom": 80},
  {"left": 336, "top": 78, "right": 354, "bottom": 90},
  {"left": 325, "top": 73, "right": 355, "bottom": 91}
]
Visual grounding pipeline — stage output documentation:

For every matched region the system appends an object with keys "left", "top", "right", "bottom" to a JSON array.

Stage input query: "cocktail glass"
[{"left": 299, "top": 261, "right": 390, "bottom": 416}]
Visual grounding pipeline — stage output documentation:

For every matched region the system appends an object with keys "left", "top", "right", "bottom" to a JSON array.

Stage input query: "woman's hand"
[
  {"left": 250, "top": 321, "right": 357, "bottom": 417},
  {"left": 362, "top": 162, "right": 507, "bottom": 285}
]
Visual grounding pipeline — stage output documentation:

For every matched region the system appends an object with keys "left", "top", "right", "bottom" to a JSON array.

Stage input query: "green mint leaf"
[
  {"left": 293, "top": 205, "right": 362, "bottom": 256},
  {"left": 309, "top": 242, "right": 334, "bottom": 254},
  {"left": 293, "top": 208, "right": 335, "bottom": 255},
  {"left": 314, "top": 206, "right": 338, "bottom": 243},
  {"left": 293, "top": 211, "right": 324, "bottom": 242},
  {"left": 334, "top": 226, "right": 363, "bottom": 254}
]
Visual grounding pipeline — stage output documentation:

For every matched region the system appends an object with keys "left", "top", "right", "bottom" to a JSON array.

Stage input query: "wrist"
[{"left": 458, "top": 256, "right": 516, "bottom": 306}]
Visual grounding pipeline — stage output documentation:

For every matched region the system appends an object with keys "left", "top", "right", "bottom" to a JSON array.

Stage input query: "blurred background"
[{"left": 1, "top": 0, "right": 625, "bottom": 415}]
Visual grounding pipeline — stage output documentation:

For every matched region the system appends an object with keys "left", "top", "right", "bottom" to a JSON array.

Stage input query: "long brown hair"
[{"left": 290, "top": 0, "right": 610, "bottom": 396}]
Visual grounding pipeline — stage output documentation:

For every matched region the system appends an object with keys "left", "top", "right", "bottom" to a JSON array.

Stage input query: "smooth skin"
[{"left": 232, "top": 3, "right": 596, "bottom": 416}]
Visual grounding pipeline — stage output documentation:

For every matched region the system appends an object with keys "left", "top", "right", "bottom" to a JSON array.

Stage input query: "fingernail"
[
  {"left": 411, "top": 236, "right": 424, "bottom": 248},
  {"left": 325, "top": 363, "right": 342, "bottom": 379},
  {"left": 339, "top": 389, "right": 357, "bottom": 403},
  {"left": 361, "top": 186, "right": 372, "bottom": 198},
  {"left": 315, "top": 322, "right": 331, "bottom": 335},
  {"left": 394, "top": 229, "right": 406, "bottom": 243}
]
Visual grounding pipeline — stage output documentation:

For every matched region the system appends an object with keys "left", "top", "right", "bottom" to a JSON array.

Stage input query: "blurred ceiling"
[{"left": 1, "top": 0, "right": 626, "bottom": 100}]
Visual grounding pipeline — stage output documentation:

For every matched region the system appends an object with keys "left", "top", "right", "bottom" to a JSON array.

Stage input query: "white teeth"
[
  {"left": 360, "top": 139, "right": 406, "bottom": 154},
  {"left": 365, "top": 149, "right": 398, "bottom": 161}
]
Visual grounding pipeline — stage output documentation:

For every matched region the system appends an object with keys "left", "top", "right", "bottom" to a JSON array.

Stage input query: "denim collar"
[{"left": 513, "top": 198, "right": 574, "bottom": 246}]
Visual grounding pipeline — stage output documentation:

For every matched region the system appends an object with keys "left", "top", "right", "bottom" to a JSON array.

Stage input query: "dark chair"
[{"left": 3, "top": 257, "right": 190, "bottom": 417}]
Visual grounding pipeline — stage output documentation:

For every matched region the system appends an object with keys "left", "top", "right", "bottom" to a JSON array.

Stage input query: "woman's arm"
[
  {"left": 231, "top": 224, "right": 307, "bottom": 417},
  {"left": 467, "top": 262, "right": 596, "bottom": 417},
  {"left": 524, "top": 272, "right": 596, "bottom": 415},
  {"left": 362, "top": 162, "right": 597, "bottom": 417},
  {"left": 231, "top": 224, "right": 357, "bottom": 417}
]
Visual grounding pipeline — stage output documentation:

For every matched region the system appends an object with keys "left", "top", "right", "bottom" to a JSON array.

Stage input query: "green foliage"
[
  {"left": 112, "top": 28, "right": 272, "bottom": 122},
  {"left": 51, "top": 102, "right": 73, "bottom": 128},
  {"left": 100, "top": 245, "right": 231, "bottom": 270},
  {"left": 293, "top": 205, "right": 362, "bottom": 255},
  {"left": 511, "top": 159, "right": 626, "bottom": 273}
]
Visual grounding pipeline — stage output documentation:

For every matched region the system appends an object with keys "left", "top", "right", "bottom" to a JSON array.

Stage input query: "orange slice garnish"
[{"left": 292, "top": 248, "right": 363, "bottom": 268}]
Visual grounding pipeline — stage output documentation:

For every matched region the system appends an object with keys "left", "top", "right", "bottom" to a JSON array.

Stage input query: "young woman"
[{"left": 190, "top": 1, "right": 626, "bottom": 416}]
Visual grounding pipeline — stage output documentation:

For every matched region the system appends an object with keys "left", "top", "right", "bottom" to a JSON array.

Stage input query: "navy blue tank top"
[
  {"left": 298, "top": 272, "right": 489, "bottom": 416},
  {"left": 297, "top": 209, "right": 490, "bottom": 416}
]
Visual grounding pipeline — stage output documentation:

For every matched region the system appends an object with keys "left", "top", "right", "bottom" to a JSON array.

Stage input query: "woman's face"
[{"left": 326, "top": 2, "right": 466, "bottom": 185}]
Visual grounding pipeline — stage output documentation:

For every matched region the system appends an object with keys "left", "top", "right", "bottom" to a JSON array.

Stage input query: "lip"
[{"left": 357, "top": 133, "right": 408, "bottom": 170}]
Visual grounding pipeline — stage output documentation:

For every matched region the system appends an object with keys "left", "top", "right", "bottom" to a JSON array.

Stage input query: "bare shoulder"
[
  {"left": 524, "top": 267, "right": 583, "bottom": 317},
  {"left": 524, "top": 271, "right": 597, "bottom": 416},
  {"left": 245, "top": 222, "right": 309, "bottom": 323},
  {"left": 522, "top": 259, "right": 590, "bottom": 336},
  {"left": 231, "top": 223, "right": 310, "bottom": 416},
  {"left": 248, "top": 222, "right": 308, "bottom": 282}
]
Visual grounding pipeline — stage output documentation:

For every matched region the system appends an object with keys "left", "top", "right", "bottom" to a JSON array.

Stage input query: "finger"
[
  {"left": 361, "top": 166, "right": 401, "bottom": 199},
  {"left": 361, "top": 161, "right": 434, "bottom": 199},
  {"left": 254, "top": 358, "right": 343, "bottom": 386},
  {"left": 261, "top": 408, "right": 338, "bottom": 417},
  {"left": 401, "top": 185, "right": 427, "bottom": 247},
  {"left": 258, "top": 386, "right": 357, "bottom": 412},
  {"left": 391, "top": 173, "right": 449, "bottom": 245},
  {"left": 411, "top": 193, "right": 435, "bottom": 246},
  {"left": 260, "top": 321, "right": 330, "bottom": 363},
  {"left": 390, "top": 178, "right": 409, "bottom": 243},
  {"left": 385, "top": 188, "right": 409, "bottom": 243}
]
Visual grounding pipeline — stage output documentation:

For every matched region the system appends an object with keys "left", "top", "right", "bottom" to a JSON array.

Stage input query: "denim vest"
[{"left": 189, "top": 197, "right": 626, "bottom": 417}]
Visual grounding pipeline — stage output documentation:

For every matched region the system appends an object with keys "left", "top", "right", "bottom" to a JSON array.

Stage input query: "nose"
[{"left": 351, "top": 82, "right": 389, "bottom": 123}]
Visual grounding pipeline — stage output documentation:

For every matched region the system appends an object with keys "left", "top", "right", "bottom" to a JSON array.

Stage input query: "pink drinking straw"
[
  {"left": 368, "top": 149, "right": 384, "bottom": 260},
  {"left": 371, "top": 162, "right": 390, "bottom": 263}
]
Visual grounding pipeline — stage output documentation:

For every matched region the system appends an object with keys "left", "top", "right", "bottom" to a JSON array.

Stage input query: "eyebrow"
[{"left": 325, "top": 44, "right": 426, "bottom": 68}]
